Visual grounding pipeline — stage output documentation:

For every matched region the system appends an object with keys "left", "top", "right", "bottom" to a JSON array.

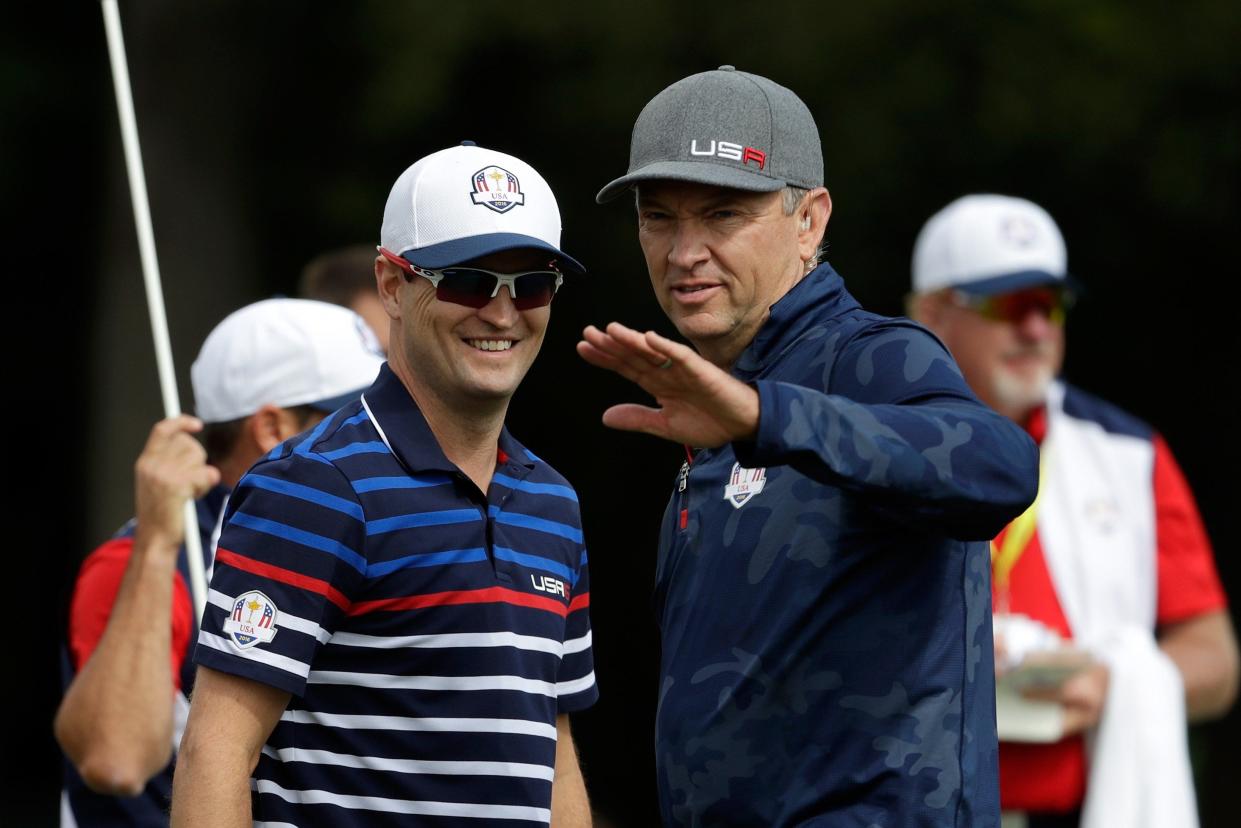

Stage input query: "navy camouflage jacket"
[{"left": 653, "top": 263, "right": 1038, "bottom": 827}]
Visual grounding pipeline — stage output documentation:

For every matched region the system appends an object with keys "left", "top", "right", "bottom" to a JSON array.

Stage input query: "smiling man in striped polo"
[{"left": 172, "top": 143, "right": 596, "bottom": 827}]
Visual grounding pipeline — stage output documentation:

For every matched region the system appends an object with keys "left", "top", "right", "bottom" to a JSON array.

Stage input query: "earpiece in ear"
[{"left": 801, "top": 216, "right": 811, "bottom": 230}]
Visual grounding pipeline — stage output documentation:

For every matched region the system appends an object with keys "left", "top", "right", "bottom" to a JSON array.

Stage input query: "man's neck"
[{"left": 389, "top": 359, "right": 508, "bottom": 494}]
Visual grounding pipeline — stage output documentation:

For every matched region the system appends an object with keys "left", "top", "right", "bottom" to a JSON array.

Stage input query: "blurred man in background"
[
  {"left": 56, "top": 298, "right": 384, "bottom": 826},
  {"left": 908, "top": 194, "right": 1238, "bottom": 828},
  {"left": 300, "top": 244, "right": 391, "bottom": 353}
]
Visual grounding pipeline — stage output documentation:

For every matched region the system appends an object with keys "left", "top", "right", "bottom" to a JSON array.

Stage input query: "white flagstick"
[{"left": 100, "top": 0, "right": 209, "bottom": 624}]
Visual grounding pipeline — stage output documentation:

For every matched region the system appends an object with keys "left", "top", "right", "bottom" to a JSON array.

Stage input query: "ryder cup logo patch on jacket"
[
  {"left": 224, "top": 590, "right": 279, "bottom": 649},
  {"left": 724, "top": 462, "right": 767, "bottom": 508},
  {"left": 471, "top": 166, "right": 526, "bottom": 213}
]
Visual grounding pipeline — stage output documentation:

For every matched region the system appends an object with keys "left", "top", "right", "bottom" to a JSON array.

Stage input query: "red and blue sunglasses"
[{"left": 949, "top": 285, "right": 1074, "bottom": 325}]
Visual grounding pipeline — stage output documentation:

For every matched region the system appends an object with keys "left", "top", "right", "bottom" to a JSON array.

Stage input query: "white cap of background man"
[
  {"left": 912, "top": 194, "right": 1069, "bottom": 295},
  {"left": 381, "top": 141, "right": 586, "bottom": 273},
  {"left": 191, "top": 298, "right": 386, "bottom": 423}
]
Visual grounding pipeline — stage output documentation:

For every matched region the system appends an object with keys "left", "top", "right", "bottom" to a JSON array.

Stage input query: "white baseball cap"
[
  {"left": 380, "top": 142, "right": 585, "bottom": 274},
  {"left": 191, "top": 298, "right": 385, "bottom": 424},
  {"left": 912, "top": 194, "right": 1068, "bottom": 295}
]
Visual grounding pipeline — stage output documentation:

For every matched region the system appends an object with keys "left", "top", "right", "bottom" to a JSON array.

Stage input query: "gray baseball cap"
[{"left": 596, "top": 65, "right": 824, "bottom": 203}]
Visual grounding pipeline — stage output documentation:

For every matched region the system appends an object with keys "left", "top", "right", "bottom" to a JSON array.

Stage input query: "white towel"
[{"left": 1080, "top": 626, "right": 1198, "bottom": 828}]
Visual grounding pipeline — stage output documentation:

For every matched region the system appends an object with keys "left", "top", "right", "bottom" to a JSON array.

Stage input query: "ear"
[
  {"left": 907, "top": 291, "right": 943, "bottom": 329},
  {"left": 797, "top": 187, "right": 833, "bottom": 264},
  {"left": 245, "top": 403, "right": 294, "bottom": 453},
  {"left": 376, "top": 256, "right": 404, "bottom": 319}
]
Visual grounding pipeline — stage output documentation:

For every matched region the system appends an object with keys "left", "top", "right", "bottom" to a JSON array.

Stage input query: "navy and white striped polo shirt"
[{"left": 195, "top": 364, "right": 597, "bottom": 826}]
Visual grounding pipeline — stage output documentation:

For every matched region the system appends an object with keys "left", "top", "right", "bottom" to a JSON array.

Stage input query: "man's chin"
[{"left": 990, "top": 367, "right": 1053, "bottom": 415}]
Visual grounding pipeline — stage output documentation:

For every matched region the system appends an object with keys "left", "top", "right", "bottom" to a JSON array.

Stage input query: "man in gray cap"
[{"left": 579, "top": 66, "right": 1039, "bottom": 826}]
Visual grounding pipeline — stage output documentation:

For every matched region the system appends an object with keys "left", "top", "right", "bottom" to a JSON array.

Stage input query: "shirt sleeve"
[
  {"left": 1152, "top": 434, "right": 1227, "bottom": 624},
  {"left": 556, "top": 539, "right": 598, "bottom": 713},
  {"left": 735, "top": 319, "right": 1039, "bottom": 541},
  {"left": 194, "top": 451, "right": 367, "bottom": 696},
  {"left": 68, "top": 537, "right": 193, "bottom": 689}
]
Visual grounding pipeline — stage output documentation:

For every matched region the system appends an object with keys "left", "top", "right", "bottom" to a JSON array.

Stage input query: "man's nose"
[
  {"left": 1015, "top": 305, "right": 1057, "bottom": 341},
  {"left": 477, "top": 283, "right": 520, "bottom": 326},
  {"left": 668, "top": 221, "right": 710, "bottom": 270}
]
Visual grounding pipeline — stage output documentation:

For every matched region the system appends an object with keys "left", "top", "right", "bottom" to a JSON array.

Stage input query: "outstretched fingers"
[
  {"left": 600, "top": 403, "right": 669, "bottom": 438},
  {"left": 580, "top": 324, "right": 676, "bottom": 387}
]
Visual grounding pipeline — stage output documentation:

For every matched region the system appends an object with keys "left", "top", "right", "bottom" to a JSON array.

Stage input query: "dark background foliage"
[{"left": 7, "top": 1, "right": 1238, "bottom": 824}]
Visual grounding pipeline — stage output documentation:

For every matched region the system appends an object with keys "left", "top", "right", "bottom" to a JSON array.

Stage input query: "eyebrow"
[{"left": 637, "top": 190, "right": 768, "bottom": 212}]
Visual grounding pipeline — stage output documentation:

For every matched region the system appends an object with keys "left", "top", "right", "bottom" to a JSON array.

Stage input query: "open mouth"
[{"left": 465, "top": 338, "right": 514, "bottom": 352}]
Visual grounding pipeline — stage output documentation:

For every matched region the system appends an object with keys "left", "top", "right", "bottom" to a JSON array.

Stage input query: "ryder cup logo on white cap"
[
  {"left": 471, "top": 165, "right": 525, "bottom": 213},
  {"left": 912, "top": 194, "right": 1067, "bottom": 295},
  {"left": 380, "top": 142, "right": 585, "bottom": 273}
]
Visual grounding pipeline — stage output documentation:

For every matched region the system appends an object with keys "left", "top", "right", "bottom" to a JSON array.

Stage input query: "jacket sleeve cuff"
[{"left": 732, "top": 379, "right": 782, "bottom": 468}]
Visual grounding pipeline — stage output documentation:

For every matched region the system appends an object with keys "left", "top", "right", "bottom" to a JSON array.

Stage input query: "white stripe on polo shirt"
[
  {"left": 251, "top": 778, "right": 551, "bottom": 823},
  {"left": 562, "top": 630, "right": 592, "bottom": 655},
  {"left": 330, "top": 630, "right": 565, "bottom": 656},
  {"left": 556, "top": 671, "right": 596, "bottom": 697},
  {"left": 208, "top": 588, "right": 331, "bottom": 643},
  {"left": 279, "top": 709, "right": 558, "bottom": 740},
  {"left": 307, "top": 670, "right": 557, "bottom": 696},
  {"left": 260, "top": 746, "right": 554, "bottom": 781},
  {"left": 198, "top": 631, "right": 310, "bottom": 679}
]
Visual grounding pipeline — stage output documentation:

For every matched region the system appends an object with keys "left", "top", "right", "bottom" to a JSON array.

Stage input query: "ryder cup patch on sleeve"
[{"left": 223, "top": 590, "right": 280, "bottom": 649}]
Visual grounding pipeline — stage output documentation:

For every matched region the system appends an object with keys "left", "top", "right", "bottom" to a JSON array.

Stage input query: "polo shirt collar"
[
  {"left": 361, "top": 363, "right": 535, "bottom": 474},
  {"left": 733, "top": 262, "right": 859, "bottom": 378}
]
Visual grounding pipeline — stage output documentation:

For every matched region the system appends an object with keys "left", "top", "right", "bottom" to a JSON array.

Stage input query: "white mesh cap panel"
[
  {"left": 380, "top": 145, "right": 563, "bottom": 257},
  {"left": 912, "top": 194, "right": 1067, "bottom": 293}
]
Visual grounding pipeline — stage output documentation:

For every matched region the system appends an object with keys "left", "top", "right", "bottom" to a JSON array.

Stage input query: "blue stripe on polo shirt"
[
  {"left": 341, "top": 410, "right": 371, "bottom": 428},
  {"left": 494, "top": 546, "right": 576, "bottom": 584},
  {"left": 239, "top": 475, "right": 364, "bottom": 521},
  {"left": 294, "top": 410, "right": 345, "bottom": 459},
  {"left": 580, "top": 549, "right": 589, "bottom": 567},
  {"left": 367, "top": 509, "right": 482, "bottom": 536},
  {"left": 366, "top": 547, "right": 489, "bottom": 578},
  {"left": 352, "top": 474, "right": 453, "bottom": 494},
  {"left": 303, "top": 452, "right": 336, "bottom": 468},
  {"left": 230, "top": 511, "right": 367, "bottom": 573},
  {"left": 321, "top": 441, "right": 391, "bottom": 460},
  {"left": 488, "top": 507, "right": 584, "bottom": 543},
  {"left": 492, "top": 474, "right": 578, "bottom": 502}
]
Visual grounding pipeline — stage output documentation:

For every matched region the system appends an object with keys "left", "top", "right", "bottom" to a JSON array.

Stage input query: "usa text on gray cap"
[{"left": 596, "top": 65, "right": 824, "bottom": 203}]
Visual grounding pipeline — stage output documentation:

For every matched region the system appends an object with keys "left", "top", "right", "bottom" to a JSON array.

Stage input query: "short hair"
[
  {"left": 201, "top": 404, "right": 319, "bottom": 465},
  {"left": 298, "top": 245, "right": 378, "bottom": 308}
]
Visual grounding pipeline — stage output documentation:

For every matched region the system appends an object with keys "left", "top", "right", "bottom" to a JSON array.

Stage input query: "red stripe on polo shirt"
[
  {"left": 214, "top": 547, "right": 351, "bottom": 611},
  {"left": 348, "top": 586, "right": 569, "bottom": 617},
  {"left": 568, "top": 592, "right": 590, "bottom": 613}
]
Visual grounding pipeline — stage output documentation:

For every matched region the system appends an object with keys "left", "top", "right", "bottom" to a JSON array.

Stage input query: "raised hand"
[
  {"left": 134, "top": 415, "right": 221, "bottom": 550},
  {"left": 576, "top": 322, "right": 759, "bottom": 448}
]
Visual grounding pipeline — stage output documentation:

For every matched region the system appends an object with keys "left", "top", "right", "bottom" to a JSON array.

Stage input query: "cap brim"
[
  {"left": 596, "top": 160, "right": 786, "bottom": 203},
  {"left": 953, "top": 270, "right": 1076, "bottom": 296},
  {"left": 403, "top": 232, "right": 586, "bottom": 275}
]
